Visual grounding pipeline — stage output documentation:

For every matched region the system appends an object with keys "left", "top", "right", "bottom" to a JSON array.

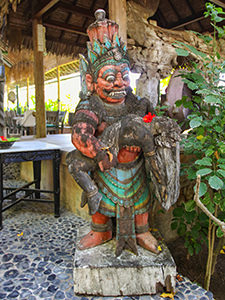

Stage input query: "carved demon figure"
[{"left": 67, "top": 9, "right": 181, "bottom": 256}]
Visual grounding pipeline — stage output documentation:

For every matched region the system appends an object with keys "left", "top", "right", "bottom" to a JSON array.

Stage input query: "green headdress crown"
[{"left": 79, "top": 9, "right": 129, "bottom": 96}]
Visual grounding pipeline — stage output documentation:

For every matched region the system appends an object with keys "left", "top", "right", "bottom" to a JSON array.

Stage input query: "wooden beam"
[
  {"left": 27, "top": 77, "right": 29, "bottom": 109},
  {"left": 59, "top": 0, "right": 79, "bottom": 40},
  {"left": 58, "top": 3, "right": 94, "bottom": 18},
  {"left": 43, "top": 20, "right": 87, "bottom": 36},
  {"left": 75, "top": 0, "right": 97, "bottom": 45},
  {"left": 32, "top": 18, "right": 46, "bottom": 138},
  {"left": 184, "top": 0, "right": 204, "bottom": 31},
  {"left": 168, "top": 12, "right": 206, "bottom": 30},
  {"left": 210, "top": 0, "right": 225, "bottom": 9},
  {"left": 109, "top": 0, "right": 127, "bottom": 44},
  {"left": 33, "top": 0, "right": 60, "bottom": 18},
  {"left": 57, "top": 66, "right": 60, "bottom": 111}
]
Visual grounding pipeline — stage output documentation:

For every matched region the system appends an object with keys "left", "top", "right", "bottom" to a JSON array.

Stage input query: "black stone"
[
  {"left": 14, "top": 255, "right": 27, "bottom": 262},
  {"left": 0, "top": 293, "right": 6, "bottom": 299},
  {"left": 55, "top": 291, "right": 65, "bottom": 299},
  {"left": 22, "top": 282, "right": 34, "bottom": 288},
  {"left": 56, "top": 259, "right": 63, "bottom": 264},
  {"left": 7, "top": 290, "right": 19, "bottom": 298},
  {"left": 47, "top": 284, "right": 58, "bottom": 293},
  {"left": 44, "top": 269, "right": 51, "bottom": 275},
  {"left": 47, "top": 274, "right": 56, "bottom": 281},
  {"left": 2, "top": 253, "right": 13, "bottom": 262},
  {"left": 3, "top": 286, "right": 14, "bottom": 292},
  {"left": 0, "top": 263, "right": 13, "bottom": 270},
  {"left": 4, "top": 269, "right": 19, "bottom": 279},
  {"left": 3, "top": 280, "right": 13, "bottom": 286}
]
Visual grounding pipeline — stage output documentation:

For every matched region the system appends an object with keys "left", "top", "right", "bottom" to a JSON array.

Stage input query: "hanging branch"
[{"left": 194, "top": 175, "right": 225, "bottom": 235}]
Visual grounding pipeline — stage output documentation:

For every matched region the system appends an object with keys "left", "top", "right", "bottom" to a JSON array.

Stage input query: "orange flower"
[{"left": 143, "top": 112, "right": 156, "bottom": 123}]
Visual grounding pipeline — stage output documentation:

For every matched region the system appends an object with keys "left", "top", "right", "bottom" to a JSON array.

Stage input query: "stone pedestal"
[{"left": 73, "top": 224, "right": 177, "bottom": 296}]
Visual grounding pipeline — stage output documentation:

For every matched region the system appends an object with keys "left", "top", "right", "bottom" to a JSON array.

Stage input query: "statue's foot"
[
  {"left": 78, "top": 230, "right": 112, "bottom": 250},
  {"left": 136, "top": 231, "right": 159, "bottom": 254}
]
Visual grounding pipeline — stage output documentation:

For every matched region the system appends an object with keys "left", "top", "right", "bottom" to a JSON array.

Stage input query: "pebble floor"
[{"left": 0, "top": 181, "right": 214, "bottom": 300}]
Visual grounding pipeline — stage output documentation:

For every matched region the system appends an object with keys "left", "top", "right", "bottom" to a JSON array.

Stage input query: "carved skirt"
[{"left": 94, "top": 155, "right": 150, "bottom": 217}]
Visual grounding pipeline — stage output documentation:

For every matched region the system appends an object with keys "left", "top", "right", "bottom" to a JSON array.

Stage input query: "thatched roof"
[
  {"left": 4, "top": 48, "right": 79, "bottom": 88},
  {"left": 1, "top": 0, "right": 224, "bottom": 58},
  {"left": 1, "top": 0, "right": 225, "bottom": 86}
]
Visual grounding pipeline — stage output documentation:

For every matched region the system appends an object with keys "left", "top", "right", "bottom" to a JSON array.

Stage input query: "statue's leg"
[
  {"left": 66, "top": 150, "right": 102, "bottom": 215},
  {"left": 135, "top": 212, "right": 159, "bottom": 254},
  {"left": 78, "top": 211, "right": 112, "bottom": 250}
]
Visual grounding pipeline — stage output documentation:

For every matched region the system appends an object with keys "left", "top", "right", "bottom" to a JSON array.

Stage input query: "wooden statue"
[{"left": 67, "top": 9, "right": 181, "bottom": 256}]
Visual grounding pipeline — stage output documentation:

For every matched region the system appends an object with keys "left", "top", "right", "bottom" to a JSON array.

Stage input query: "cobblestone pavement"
[{"left": 0, "top": 181, "right": 214, "bottom": 300}]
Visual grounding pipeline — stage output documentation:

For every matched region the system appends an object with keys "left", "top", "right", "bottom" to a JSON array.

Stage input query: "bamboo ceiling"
[{"left": 1, "top": 0, "right": 225, "bottom": 86}]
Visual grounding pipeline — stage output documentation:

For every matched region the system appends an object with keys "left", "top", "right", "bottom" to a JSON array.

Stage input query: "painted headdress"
[{"left": 80, "top": 9, "right": 129, "bottom": 97}]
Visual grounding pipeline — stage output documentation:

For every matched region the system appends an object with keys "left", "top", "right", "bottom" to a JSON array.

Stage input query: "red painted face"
[{"left": 94, "top": 63, "right": 130, "bottom": 103}]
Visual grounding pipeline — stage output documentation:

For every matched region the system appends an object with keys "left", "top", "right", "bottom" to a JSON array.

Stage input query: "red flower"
[
  {"left": 143, "top": 112, "right": 156, "bottom": 123},
  {"left": 0, "top": 136, "right": 7, "bottom": 141}
]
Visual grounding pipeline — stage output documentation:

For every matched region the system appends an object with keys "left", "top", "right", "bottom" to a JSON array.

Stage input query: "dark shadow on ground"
[{"left": 168, "top": 237, "right": 225, "bottom": 300}]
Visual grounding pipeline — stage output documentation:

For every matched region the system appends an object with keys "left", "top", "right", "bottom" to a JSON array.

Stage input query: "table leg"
[
  {"left": 33, "top": 160, "right": 41, "bottom": 199},
  {"left": 0, "top": 158, "right": 3, "bottom": 229},
  {"left": 53, "top": 151, "right": 60, "bottom": 217}
]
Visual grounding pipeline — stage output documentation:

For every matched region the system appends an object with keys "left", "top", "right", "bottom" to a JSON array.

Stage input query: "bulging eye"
[
  {"left": 123, "top": 74, "right": 129, "bottom": 81},
  {"left": 105, "top": 75, "right": 115, "bottom": 82}
]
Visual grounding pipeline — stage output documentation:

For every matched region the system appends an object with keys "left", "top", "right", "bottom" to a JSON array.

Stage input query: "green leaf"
[
  {"left": 187, "top": 168, "right": 197, "bottom": 180},
  {"left": 195, "top": 157, "right": 212, "bottom": 166},
  {"left": 206, "top": 201, "right": 215, "bottom": 214},
  {"left": 190, "top": 117, "right": 202, "bottom": 128},
  {"left": 194, "top": 243, "right": 201, "bottom": 254},
  {"left": 219, "top": 144, "right": 225, "bottom": 154},
  {"left": 205, "top": 149, "right": 214, "bottom": 157},
  {"left": 194, "top": 182, "right": 208, "bottom": 197},
  {"left": 185, "top": 211, "right": 196, "bottom": 223},
  {"left": 185, "top": 200, "right": 196, "bottom": 212},
  {"left": 208, "top": 175, "right": 224, "bottom": 190},
  {"left": 214, "top": 126, "right": 223, "bottom": 133},
  {"left": 218, "top": 164, "right": 225, "bottom": 170},
  {"left": 202, "top": 192, "right": 210, "bottom": 205},
  {"left": 171, "top": 221, "right": 178, "bottom": 230},
  {"left": 178, "top": 223, "right": 187, "bottom": 236},
  {"left": 196, "top": 168, "right": 212, "bottom": 176},
  {"left": 187, "top": 81, "right": 198, "bottom": 90},
  {"left": 173, "top": 207, "right": 184, "bottom": 217},
  {"left": 214, "top": 192, "right": 221, "bottom": 205},
  {"left": 204, "top": 95, "right": 222, "bottom": 104},
  {"left": 175, "top": 48, "right": 189, "bottom": 57},
  {"left": 216, "top": 227, "right": 224, "bottom": 238},
  {"left": 182, "top": 43, "right": 207, "bottom": 58},
  {"left": 188, "top": 244, "right": 194, "bottom": 256},
  {"left": 217, "top": 169, "right": 225, "bottom": 178}
]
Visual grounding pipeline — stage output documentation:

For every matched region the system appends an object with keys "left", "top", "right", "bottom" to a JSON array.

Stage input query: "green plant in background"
[
  {"left": 171, "top": 2, "right": 225, "bottom": 290},
  {"left": 45, "top": 98, "right": 58, "bottom": 111}
]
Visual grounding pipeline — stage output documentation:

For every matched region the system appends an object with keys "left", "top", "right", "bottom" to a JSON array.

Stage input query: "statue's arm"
[{"left": 72, "top": 109, "right": 117, "bottom": 171}]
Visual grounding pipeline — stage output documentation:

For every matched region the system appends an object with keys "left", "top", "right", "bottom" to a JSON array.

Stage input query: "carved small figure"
[{"left": 67, "top": 10, "right": 181, "bottom": 256}]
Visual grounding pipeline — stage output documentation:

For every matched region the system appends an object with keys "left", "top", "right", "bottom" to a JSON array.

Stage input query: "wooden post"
[
  {"left": 57, "top": 65, "right": 61, "bottom": 111},
  {"left": 108, "top": 0, "right": 127, "bottom": 45},
  {"left": 16, "top": 85, "right": 19, "bottom": 114},
  {"left": 32, "top": 18, "right": 46, "bottom": 137},
  {"left": 27, "top": 77, "right": 29, "bottom": 109}
]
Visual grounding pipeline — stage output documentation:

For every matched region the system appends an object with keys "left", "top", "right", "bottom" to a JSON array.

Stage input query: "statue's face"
[{"left": 94, "top": 63, "right": 130, "bottom": 103}]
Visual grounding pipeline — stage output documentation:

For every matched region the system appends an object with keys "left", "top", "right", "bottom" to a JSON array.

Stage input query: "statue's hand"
[
  {"left": 124, "top": 146, "right": 141, "bottom": 152},
  {"left": 98, "top": 149, "right": 117, "bottom": 172}
]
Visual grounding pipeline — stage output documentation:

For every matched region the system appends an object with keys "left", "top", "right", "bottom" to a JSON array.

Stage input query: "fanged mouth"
[{"left": 107, "top": 90, "right": 127, "bottom": 99}]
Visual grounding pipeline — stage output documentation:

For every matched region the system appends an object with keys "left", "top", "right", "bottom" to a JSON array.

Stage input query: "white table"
[{"left": 0, "top": 140, "right": 61, "bottom": 229}]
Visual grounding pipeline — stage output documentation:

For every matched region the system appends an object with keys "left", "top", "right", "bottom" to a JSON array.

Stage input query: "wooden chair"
[
  {"left": 46, "top": 111, "right": 59, "bottom": 134},
  {"left": 59, "top": 110, "right": 67, "bottom": 133},
  {"left": 68, "top": 112, "right": 75, "bottom": 127}
]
